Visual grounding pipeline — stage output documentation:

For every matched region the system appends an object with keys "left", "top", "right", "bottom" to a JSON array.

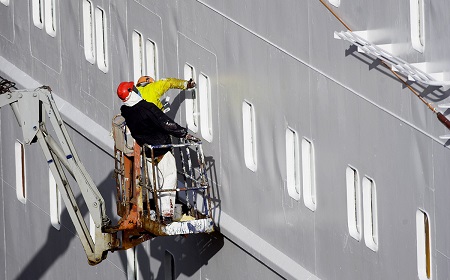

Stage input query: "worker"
[
  {"left": 135, "top": 76, "right": 196, "bottom": 111},
  {"left": 117, "top": 81, "right": 198, "bottom": 224}
]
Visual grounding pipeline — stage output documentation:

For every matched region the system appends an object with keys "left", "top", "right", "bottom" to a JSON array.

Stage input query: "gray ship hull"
[{"left": 1, "top": 1, "right": 450, "bottom": 279}]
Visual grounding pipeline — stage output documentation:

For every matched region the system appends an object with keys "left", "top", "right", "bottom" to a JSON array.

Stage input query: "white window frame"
[
  {"left": 15, "top": 140, "right": 26, "bottom": 204},
  {"left": 328, "top": 0, "right": 340, "bottom": 8},
  {"left": 127, "top": 247, "right": 136, "bottom": 280},
  {"left": 199, "top": 73, "right": 212, "bottom": 142},
  {"left": 164, "top": 250, "right": 175, "bottom": 280},
  {"left": 49, "top": 169, "right": 61, "bottom": 230},
  {"left": 184, "top": 64, "right": 198, "bottom": 133},
  {"left": 242, "top": 100, "right": 257, "bottom": 172},
  {"left": 95, "top": 6, "right": 108, "bottom": 73},
  {"left": 32, "top": 0, "right": 44, "bottom": 29},
  {"left": 346, "top": 166, "right": 362, "bottom": 241},
  {"left": 302, "top": 138, "right": 316, "bottom": 211},
  {"left": 82, "top": 0, "right": 95, "bottom": 64},
  {"left": 44, "top": 0, "right": 56, "bottom": 37},
  {"left": 416, "top": 209, "right": 432, "bottom": 280},
  {"left": 146, "top": 39, "right": 158, "bottom": 80},
  {"left": 362, "top": 176, "right": 378, "bottom": 251},
  {"left": 89, "top": 214, "right": 96, "bottom": 243},
  {"left": 132, "top": 30, "right": 144, "bottom": 82},
  {"left": 286, "top": 127, "right": 300, "bottom": 200},
  {"left": 410, "top": 0, "right": 425, "bottom": 53}
]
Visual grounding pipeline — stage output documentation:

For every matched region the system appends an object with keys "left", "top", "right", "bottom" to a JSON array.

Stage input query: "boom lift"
[{"left": 0, "top": 79, "right": 214, "bottom": 265}]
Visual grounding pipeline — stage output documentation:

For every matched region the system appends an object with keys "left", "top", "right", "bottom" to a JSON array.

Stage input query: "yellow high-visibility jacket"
[{"left": 137, "top": 78, "right": 187, "bottom": 110}]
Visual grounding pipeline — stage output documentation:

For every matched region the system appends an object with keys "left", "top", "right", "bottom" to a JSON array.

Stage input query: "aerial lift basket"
[{"left": 108, "top": 115, "right": 214, "bottom": 249}]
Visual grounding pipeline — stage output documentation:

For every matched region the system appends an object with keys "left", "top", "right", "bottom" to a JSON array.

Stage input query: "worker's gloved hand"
[
  {"left": 185, "top": 134, "right": 200, "bottom": 142},
  {"left": 186, "top": 79, "right": 196, "bottom": 89}
]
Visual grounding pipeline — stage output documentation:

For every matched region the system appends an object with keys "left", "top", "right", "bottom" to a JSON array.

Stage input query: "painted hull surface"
[{"left": 1, "top": 1, "right": 450, "bottom": 279}]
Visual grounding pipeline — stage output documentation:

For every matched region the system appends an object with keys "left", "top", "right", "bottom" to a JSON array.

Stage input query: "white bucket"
[{"left": 173, "top": 204, "right": 182, "bottom": 221}]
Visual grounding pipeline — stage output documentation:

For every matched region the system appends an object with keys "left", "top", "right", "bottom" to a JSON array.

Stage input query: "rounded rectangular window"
[
  {"left": 302, "top": 138, "right": 316, "bottom": 211},
  {"left": 417, "top": 209, "right": 431, "bottom": 280},
  {"left": 164, "top": 250, "right": 175, "bottom": 280},
  {"left": 410, "top": 0, "right": 425, "bottom": 53},
  {"left": 346, "top": 166, "right": 361, "bottom": 241},
  {"left": 126, "top": 247, "right": 136, "bottom": 280},
  {"left": 242, "top": 101, "right": 257, "bottom": 171},
  {"left": 132, "top": 30, "right": 144, "bottom": 82},
  {"left": 15, "top": 140, "right": 26, "bottom": 204},
  {"left": 363, "top": 176, "right": 378, "bottom": 251},
  {"left": 184, "top": 64, "right": 198, "bottom": 133},
  {"left": 146, "top": 39, "right": 158, "bottom": 80},
  {"left": 32, "top": 0, "right": 44, "bottom": 29},
  {"left": 49, "top": 169, "right": 61, "bottom": 230},
  {"left": 328, "top": 0, "right": 340, "bottom": 7},
  {"left": 286, "top": 127, "right": 300, "bottom": 200},
  {"left": 95, "top": 7, "right": 108, "bottom": 73},
  {"left": 82, "top": 0, "right": 95, "bottom": 63},
  {"left": 199, "top": 73, "right": 212, "bottom": 142},
  {"left": 44, "top": 0, "right": 56, "bottom": 37}
]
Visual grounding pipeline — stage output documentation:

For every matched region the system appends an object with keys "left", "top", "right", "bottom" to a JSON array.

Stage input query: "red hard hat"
[{"left": 117, "top": 81, "right": 134, "bottom": 101}]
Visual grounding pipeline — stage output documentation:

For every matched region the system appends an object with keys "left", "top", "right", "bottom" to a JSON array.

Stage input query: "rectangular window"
[
  {"left": 32, "top": 0, "right": 44, "bottom": 29},
  {"left": 95, "top": 7, "right": 108, "bottom": 73},
  {"left": 286, "top": 127, "right": 300, "bottom": 200},
  {"left": 146, "top": 39, "right": 158, "bottom": 80},
  {"left": 89, "top": 214, "right": 95, "bottom": 243},
  {"left": 242, "top": 101, "right": 257, "bottom": 171},
  {"left": 44, "top": 0, "right": 56, "bottom": 37},
  {"left": 15, "top": 140, "right": 26, "bottom": 204},
  {"left": 49, "top": 169, "right": 61, "bottom": 230},
  {"left": 132, "top": 30, "right": 144, "bottom": 82},
  {"left": 82, "top": 0, "right": 95, "bottom": 64},
  {"left": 302, "top": 138, "right": 316, "bottom": 211},
  {"left": 127, "top": 247, "right": 136, "bottom": 280},
  {"left": 184, "top": 64, "right": 198, "bottom": 133},
  {"left": 410, "top": 0, "right": 425, "bottom": 53},
  {"left": 199, "top": 73, "right": 212, "bottom": 142},
  {"left": 363, "top": 176, "right": 378, "bottom": 251},
  {"left": 417, "top": 209, "right": 431, "bottom": 280},
  {"left": 164, "top": 250, "right": 175, "bottom": 280},
  {"left": 346, "top": 166, "right": 361, "bottom": 241}
]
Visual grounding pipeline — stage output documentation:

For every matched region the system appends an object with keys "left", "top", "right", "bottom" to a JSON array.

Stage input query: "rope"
[{"left": 318, "top": 0, "right": 449, "bottom": 125}]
